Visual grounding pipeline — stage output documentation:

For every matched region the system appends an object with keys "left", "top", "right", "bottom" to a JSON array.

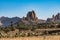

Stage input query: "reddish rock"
[{"left": 26, "top": 10, "right": 38, "bottom": 21}]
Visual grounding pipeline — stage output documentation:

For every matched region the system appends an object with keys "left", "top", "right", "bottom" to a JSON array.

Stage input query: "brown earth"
[{"left": 0, "top": 35, "right": 60, "bottom": 40}]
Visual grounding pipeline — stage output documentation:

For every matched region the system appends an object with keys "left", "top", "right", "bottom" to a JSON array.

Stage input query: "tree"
[
  {"left": 3, "top": 27, "right": 11, "bottom": 33},
  {"left": 10, "top": 21, "right": 15, "bottom": 31},
  {"left": 11, "top": 21, "right": 13, "bottom": 27},
  {"left": 0, "top": 26, "right": 2, "bottom": 31},
  {"left": 57, "top": 24, "right": 60, "bottom": 28}
]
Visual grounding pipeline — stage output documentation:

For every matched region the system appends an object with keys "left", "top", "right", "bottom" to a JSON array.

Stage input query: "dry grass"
[{"left": 0, "top": 35, "right": 60, "bottom": 40}]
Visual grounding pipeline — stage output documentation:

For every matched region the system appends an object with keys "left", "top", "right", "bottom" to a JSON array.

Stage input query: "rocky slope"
[
  {"left": 21, "top": 10, "right": 46, "bottom": 25},
  {"left": 47, "top": 13, "right": 60, "bottom": 23},
  {"left": 0, "top": 10, "right": 46, "bottom": 27},
  {"left": 0, "top": 17, "right": 21, "bottom": 27}
]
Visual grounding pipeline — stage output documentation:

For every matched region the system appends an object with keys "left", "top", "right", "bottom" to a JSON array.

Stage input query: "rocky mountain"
[
  {"left": 0, "top": 16, "right": 21, "bottom": 27},
  {"left": 26, "top": 10, "right": 38, "bottom": 21},
  {"left": 0, "top": 10, "right": 46, "bottom": 27},
  {"left": 21, "top": 10, "right": 46, "bottom": 25},
  {"left": 47, "top": 13, "right": 60, "bottom": 23}
]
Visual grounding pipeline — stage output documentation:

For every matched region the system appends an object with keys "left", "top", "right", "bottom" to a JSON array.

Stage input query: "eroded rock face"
[
  {"left": 47, "top": 13, "right": 60, "bottom": 22},
  {"left": 22, "top": 10, "right": 46, "bottom": 25},
  {"left": 26, "top": 10, "right": 38, "bottom": 21},
  {"left": 55, "top": 13, "right": 60, "bottom": 20}
]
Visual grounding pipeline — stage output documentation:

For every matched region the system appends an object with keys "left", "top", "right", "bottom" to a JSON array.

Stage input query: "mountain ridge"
[{"left": 0, "top": 11, "right": 60, "bottom": 27}]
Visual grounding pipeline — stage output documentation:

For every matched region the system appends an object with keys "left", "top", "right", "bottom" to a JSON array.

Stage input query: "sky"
[{"left": 0, "top": 0, "right": 60, "bottom": 20}]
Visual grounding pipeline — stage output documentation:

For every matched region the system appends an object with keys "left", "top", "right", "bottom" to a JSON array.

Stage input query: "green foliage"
[
  {"left": 57, "top": 23, "right": 60, "bottom": 28},
  {"left": 17, "top": 22, "right": 32, "bottom": 30},
  {"left": 2, "top": 27, "right": 10, "bottom": 33},
  {"left": 0, "top": 26, "right": 3, "bottom": 31},
  {"left": 0, "top": 21, "right": 60, "bottom": 38},
  {"left": 11, "top": 21, "right": 13, "bottom": 27},
  {"left": 31, "top": 26, "right": 37, "bottom": 31}
]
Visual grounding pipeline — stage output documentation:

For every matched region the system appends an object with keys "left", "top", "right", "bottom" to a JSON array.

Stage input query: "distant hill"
[{"left": 0, "top": 16, "right": 21, "bottom": 27}]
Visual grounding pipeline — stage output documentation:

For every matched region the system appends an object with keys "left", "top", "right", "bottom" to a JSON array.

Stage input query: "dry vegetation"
[{"left": 0, "top": 35, "right": 60, "bottom": 40}]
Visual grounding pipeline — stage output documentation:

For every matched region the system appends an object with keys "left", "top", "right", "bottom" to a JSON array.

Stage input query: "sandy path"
[{"left": 0, "top": 36, "right": 60, "bottom": 40}]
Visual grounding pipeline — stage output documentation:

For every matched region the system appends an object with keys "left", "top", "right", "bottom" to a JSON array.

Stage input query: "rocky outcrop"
[
  {"left": 47, "top": 13, "right": 60, "bottom": 23},
  {"left": 0, "top": 10, "right": 46, "bottom": 27},
  {"left": 55, "top": 13, "right": 60, "bottom": 20},
  {"left": 21, "top": 10, "right": 46, "bottom": 25},
  {"left": 26, "top": 10, "right": 38, "bottom": 21}
]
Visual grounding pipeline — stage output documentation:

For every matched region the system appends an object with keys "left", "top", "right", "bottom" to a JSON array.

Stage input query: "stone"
[
  {"left": 47, "top": 13, "right": 60, "bottom": 22},
  {"left": 26, "top": 10, "right": 37, "bottom": 21}
]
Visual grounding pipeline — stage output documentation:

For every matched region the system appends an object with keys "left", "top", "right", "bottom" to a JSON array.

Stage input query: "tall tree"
[{"left": 10, "top": 21, "right": 15, "bottom": 31}]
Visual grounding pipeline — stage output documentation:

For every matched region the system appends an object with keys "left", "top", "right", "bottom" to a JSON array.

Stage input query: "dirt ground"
[{"left": 0, "top": 35, "right": 60, "bottom": 40}]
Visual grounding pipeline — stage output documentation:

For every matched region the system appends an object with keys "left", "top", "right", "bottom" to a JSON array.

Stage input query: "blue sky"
[{"left": 0, "top": 0, "right": 60, "bottom": 20}]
